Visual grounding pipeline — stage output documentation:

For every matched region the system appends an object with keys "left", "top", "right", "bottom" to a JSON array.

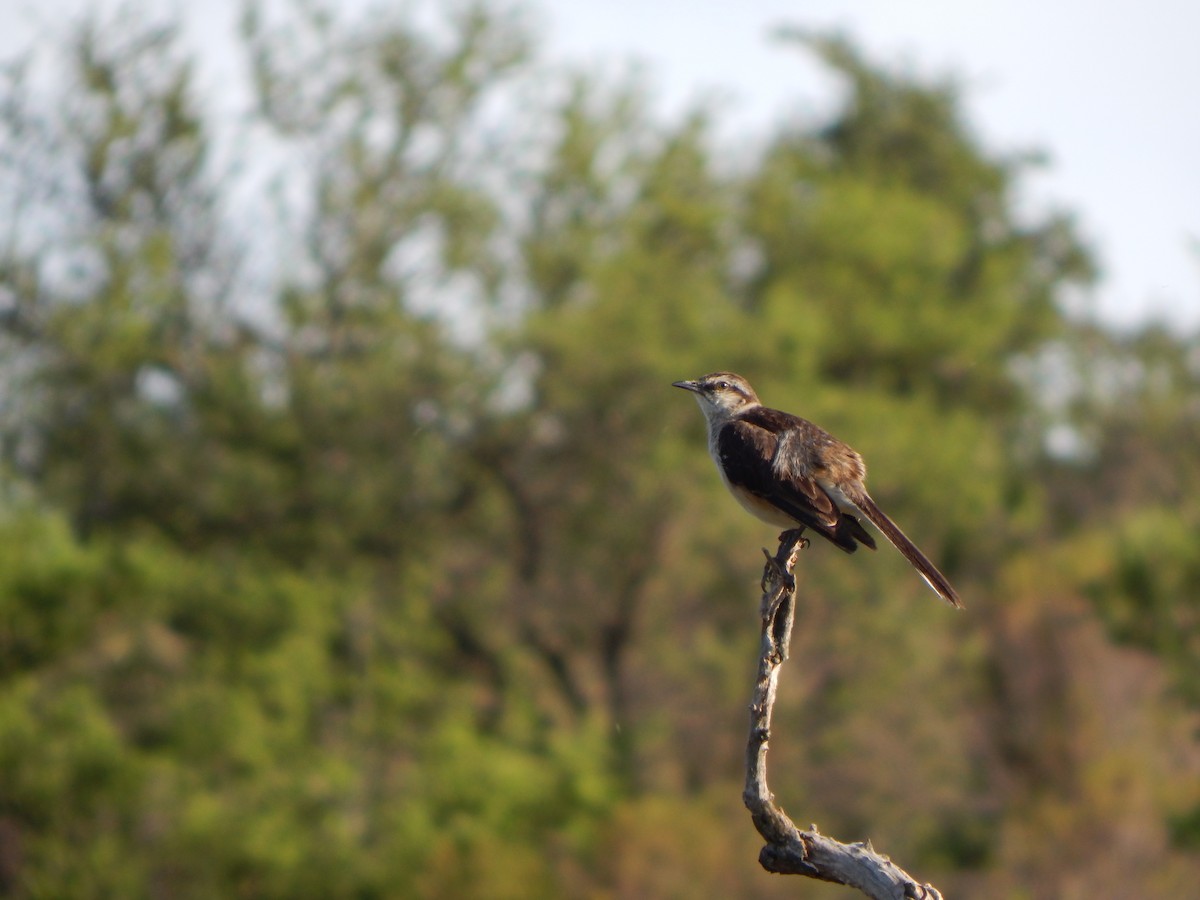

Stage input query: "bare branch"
[{"left": 743, "top": 529, "right": 945, "bottom": 900}]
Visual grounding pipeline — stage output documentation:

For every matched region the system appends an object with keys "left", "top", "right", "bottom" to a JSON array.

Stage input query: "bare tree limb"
[{"left": 743, "top": 529, "right": 946, "bottom": 900}]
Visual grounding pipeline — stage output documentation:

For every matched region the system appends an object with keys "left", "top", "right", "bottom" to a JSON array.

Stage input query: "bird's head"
[{"left": 672, "top": 372, "right": 761, "bottom": 419}]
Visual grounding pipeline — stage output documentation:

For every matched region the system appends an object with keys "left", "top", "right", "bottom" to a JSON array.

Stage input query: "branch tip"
[{"left": 744, "top": 532, "right": 945, "bottom": 899}]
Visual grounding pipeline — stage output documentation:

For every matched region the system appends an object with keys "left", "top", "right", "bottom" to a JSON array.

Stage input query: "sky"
[
  {"left": 536, "top": 0, "right": 1200, "bottom": 332},
  {"left": 3, "top": 0, "right": 1198, "bottom": 332}
]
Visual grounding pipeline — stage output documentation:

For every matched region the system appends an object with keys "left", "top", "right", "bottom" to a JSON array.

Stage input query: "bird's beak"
[{"left": 672, "top": 379, "right": 701, "bottom": 393}]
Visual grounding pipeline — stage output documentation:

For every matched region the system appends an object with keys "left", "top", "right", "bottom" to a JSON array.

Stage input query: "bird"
[{"left": 672, "top": 371, "right": 962, "bottom": 608}]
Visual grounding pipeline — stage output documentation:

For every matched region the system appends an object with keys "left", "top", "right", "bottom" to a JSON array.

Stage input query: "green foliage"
[{"left": 0, "top": 3, "right": 1198, "bottom": 898}]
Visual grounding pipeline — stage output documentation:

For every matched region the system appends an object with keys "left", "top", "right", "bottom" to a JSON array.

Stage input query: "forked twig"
[{"left": 743, "top": 530, "right": 945, "bottom": 900}]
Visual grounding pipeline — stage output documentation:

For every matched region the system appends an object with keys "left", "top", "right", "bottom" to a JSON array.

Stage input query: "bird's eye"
[{"left": 715, "top": 380, "right": 729, "bottom": 390}]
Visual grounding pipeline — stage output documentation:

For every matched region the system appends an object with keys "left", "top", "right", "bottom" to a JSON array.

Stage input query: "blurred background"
[{"left": 1, "top": 1, "right": 1198, "bottom": 897}]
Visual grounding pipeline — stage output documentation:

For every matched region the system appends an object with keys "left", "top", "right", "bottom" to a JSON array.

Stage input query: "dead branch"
[{"left": 743, "top": 529, "right": 945, "bottom": 900}]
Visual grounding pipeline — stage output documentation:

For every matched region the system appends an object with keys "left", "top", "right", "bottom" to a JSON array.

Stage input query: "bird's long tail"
[{"left": 850, "top": 491, "right": 963, "bottom": 608}]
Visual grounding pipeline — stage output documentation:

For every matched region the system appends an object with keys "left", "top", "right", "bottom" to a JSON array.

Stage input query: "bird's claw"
[{"left": 778, "top": 529, "right": 809, "bottom": 550}]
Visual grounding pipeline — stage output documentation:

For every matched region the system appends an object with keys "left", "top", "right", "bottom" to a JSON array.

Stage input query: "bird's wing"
[{"left": 717, "top": 411, "right": 872, "bottom": 552}]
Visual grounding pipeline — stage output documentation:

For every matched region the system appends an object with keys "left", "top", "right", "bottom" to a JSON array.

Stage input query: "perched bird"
[{"left": 673, "top": 372, "right": 962, "bottom": 608}]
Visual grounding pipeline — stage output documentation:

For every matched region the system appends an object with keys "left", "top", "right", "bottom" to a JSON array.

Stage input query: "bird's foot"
[{"left": 778, "top": 528, "right": 809, "bottom": 551}]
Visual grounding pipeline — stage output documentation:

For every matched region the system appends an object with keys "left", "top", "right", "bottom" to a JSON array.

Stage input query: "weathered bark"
[{"left": 743, "top": 529, "right": 945, "bottom": 900}]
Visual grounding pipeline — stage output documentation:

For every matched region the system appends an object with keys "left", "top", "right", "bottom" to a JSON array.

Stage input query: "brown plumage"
[{"left": 673, "top": 371, "right": 962, "bottom": 608}]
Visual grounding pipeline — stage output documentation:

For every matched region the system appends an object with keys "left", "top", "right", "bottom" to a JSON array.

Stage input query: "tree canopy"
[{"left": 1, "top": 3, "right": 1198, "bottom": 897}]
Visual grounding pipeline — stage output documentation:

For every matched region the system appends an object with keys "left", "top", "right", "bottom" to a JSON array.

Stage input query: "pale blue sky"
[
  {"left": 539, "top": 0, "right": 1200, "bottom": 331},
  {"left": 4, "top": 0, "right": 1198, "bottom": 331}
]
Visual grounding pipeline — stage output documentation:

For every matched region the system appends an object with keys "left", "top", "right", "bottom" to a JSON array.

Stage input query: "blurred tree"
[
  {"left": 0, "top": 2, "right": 1198, "bottom": 899},
  {"left": 1040, "top": 325, "right": 1200, "bottom": 704}
]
